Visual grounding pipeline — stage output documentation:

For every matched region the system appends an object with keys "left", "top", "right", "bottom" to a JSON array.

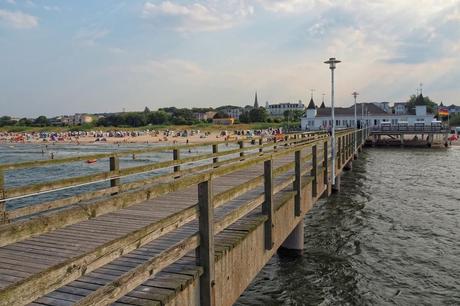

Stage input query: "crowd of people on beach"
[{"left": 0, "top": 127, "right": 286, "bottom": 145}]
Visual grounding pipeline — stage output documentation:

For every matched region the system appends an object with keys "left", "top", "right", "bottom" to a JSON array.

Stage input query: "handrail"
[
  {"left": 1, "top": 133, "right": 319, "bottom": 201},
  {"left": 0, "top": 128, "right": 369, "bottom": 306},
  {"left": 0, "top": 131, "right": 324, "bottom": 171}
]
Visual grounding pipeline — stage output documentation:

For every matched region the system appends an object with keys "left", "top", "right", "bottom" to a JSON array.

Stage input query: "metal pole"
[
  {"left": 331, "top": 68, "right": 336, "bottom": 184},
  {"left": 324, "top": 58, "right": 341, "bottom": 186},
  {"left": 352, "top": 91, "right": 358, "bottom": 153},
  {"left": 361, "top": 101, "right": 364, "bottom": 143}
]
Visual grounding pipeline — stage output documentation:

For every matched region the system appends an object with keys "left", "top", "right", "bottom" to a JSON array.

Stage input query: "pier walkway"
[{"left": 0, "top": 128, "right": 369, "bottom": 306}]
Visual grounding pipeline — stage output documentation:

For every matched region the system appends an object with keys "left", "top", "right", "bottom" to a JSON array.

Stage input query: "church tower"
[
  {"left": 306, "top": 97, "right": 317, "bottom": 118},
  {"left": 254, "top": 91, "right": 259, "bottom": 108}
]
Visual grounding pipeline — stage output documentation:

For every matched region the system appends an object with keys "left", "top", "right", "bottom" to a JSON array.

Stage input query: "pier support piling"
[
  {"left": 278, "top": 222, "right": 304, "bottom": 256},
  {"left": 332, "top": 175, "right": 341, "bottom": 193}
]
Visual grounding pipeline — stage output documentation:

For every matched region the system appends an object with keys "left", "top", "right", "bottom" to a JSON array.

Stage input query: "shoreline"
[{"left": 0, "top": 128, "right": 282, "bottom": 146}]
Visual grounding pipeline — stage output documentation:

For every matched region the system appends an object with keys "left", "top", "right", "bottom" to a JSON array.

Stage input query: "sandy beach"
[{"left": 0, "top": 128, "right": 282, "bottom": 146}]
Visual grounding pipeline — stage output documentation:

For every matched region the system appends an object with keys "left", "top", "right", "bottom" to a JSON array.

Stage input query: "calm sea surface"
[
  {"left": 236, "top": 147, "right": 460, "bottom": 306},
  {"left": 1, "top": 144, "right": 459, "bottom": 305},
  {"left": 0, "top": 142, "right": 240, "bottom": 209}
]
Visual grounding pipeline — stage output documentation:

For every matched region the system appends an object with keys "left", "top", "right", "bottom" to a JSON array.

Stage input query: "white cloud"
[
  {"left": 142, "top": 1, "right": 254, "bottom": 32},
  {"left": 5, "top": 0, "right": 16, "bottom": 4},
  {"left": 0, "top": 9, "right": 38, "bottom": 28},
  {"left": 44, "top": 5, "right": 60, "bottom": 12},
  {"left": 138, "top": 58, "right": 207, "bottom": 79},
  {"left": 74, "top": 28, "right": 109, "bottom": 46},
  {"left": 257, "top": 0, "right": 319, "bottom": 13}
]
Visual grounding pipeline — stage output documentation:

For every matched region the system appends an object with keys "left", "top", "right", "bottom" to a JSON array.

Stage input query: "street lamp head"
[
  {"left": 352, "top": 91, "right": 359, "bottom": 99},
  {"left": 324, "top": 57, "right": 341, "bottom": 69}
]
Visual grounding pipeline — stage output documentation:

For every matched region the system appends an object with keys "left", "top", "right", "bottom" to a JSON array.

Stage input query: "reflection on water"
[{"left": 236, "top": 147, "right": 460, "bottom": 305}]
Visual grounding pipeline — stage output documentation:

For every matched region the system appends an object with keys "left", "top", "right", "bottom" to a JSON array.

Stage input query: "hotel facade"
[{"left": 301, "top": 95, "right": 436, "bottom": 131}]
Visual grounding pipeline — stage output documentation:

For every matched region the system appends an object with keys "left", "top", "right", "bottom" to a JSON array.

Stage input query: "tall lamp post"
[
  {"left": 324, "top": 57, "right": 341, "bottom": 187},
  {"left": 361, "top": 101, "right": 364, "bottom": 143},
  {"left": 352, "top": 91, "right": 359, "bottom": 152}
]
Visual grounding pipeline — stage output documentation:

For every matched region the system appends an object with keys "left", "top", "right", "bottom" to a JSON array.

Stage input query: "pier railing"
[
  {"left": 0, "top": 132, "right": 328, "bottom": 224},
  {"left": 0, "top": 128, "right": 369, "bottom": 306},
  {"left": 371, "top": 125, "right": 450, "bottom": 133}
]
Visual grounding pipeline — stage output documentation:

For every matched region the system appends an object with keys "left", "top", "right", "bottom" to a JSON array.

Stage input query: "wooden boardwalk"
[{"left": 0, "top": 129, "right": 369, "bottom": 306}]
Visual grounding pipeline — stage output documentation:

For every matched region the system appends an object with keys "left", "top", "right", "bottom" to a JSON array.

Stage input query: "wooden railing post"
[
  {"left": 0, "top": 170, "right": 5, "bottom": 224},
  {"left": 238, "top": 141, "right": 244, "bottom": 160},
  {"left": 347, "top": 134, "right": 350, "bottom": 158},
  {"left": 263, "top": 159, "right": 274, "bottom": 250},
  {"left": 323, "top": 140, "right": 328, "bottom": 187},
  {"left": 294, "top": 150, "right": 301, "bottom": 216},
  {"left": 337, "top": 137, "right": 342, "bottom": 168},
  {"left": 349, "top": 133, "right": 353, "bottom": 157},
  {"left": 109, "top": 156, "right": 120, "bottom": 195},
  {"left": 273, "top": 138, "right": 277, "bottom": 152},
  {"left": 259, "top": 138, "right": 263, "bottom": 153},
  {"left": 212, "top": 144, "right": 218, "bottom": 167},
  {"left": 173, "top": 148, "right": 180, "bottom": 178},
  {"left": 197, "top": 179, "right": 215, "bottom": 306},
  {"left": 311, "top": 145, "right": 318, "bottom": 198}
]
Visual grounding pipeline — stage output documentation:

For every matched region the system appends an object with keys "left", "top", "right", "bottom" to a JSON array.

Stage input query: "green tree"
[
  {"left": 407, "top": 94, "right": 437, "bottom": 113},
  {"left": 283, "top": 110, "right": 303, "bottom": 122},
  {"left": 147, "top": 111, "right": 171, "bottom": 125},
  {"left": 18, "top": 118, "right": 33, "bottom": 126},
  {"left": 450, "top": 113, "right": 460, "bottom": 126},
  {"left": 249, "top": 108, "right": 268, "bottom": 122},
  {"left": 0, "top": 116, "right": 15, "bottom": 127},
  {"left": 124, "top": 112, "right": 146, "bottom": 127},
  {"left": 239, "top": 112, "right": 250, "bottom": 123},
  {"left": 34, "top": 116, "right": 49, "bottom": 127}
]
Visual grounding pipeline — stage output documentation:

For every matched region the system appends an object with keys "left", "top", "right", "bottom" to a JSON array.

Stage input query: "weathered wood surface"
[
  {"left": 0, "top": 129, "right": 367, "bottom": 306},
  {"left": 0, "top": 142, "right": 317, "bottom": 305}
]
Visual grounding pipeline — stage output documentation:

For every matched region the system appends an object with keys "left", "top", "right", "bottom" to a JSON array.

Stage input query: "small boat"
[{"left": 86, "top": 159, "right": 97, "bottom": 164}]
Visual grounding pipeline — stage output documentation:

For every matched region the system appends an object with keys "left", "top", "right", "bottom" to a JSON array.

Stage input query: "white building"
[
  {"left": 218, "top": 106, "right": 243, "bottom": 119},
  {"left": 266, "top": 100, "right": 305, "bottom": 117},
  {"left": 301, "top": 95, "right": 435, "bottom": 131}
]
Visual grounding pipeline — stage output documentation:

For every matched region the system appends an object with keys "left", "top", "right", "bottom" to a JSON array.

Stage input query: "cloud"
[
  {"left": 5, "top": 0, "right": 16, "bottom": 4},
  {"left": 44, "top": 5, "right": 60, "bottom": 12},
  {"left": 257, "top": 0, "right": 319, "bottom": 13},
  {"left": 0, "top": 9, "right": 38, "bottom": 28},
  {"left": 137, "top": 58, "right": 207, "bottom": 79},
  {"left": 74, "top": 27, "right": 109, "bottom": 46},
  {"left": 142, "top": 1, "right": 254, "bottom": 32}
]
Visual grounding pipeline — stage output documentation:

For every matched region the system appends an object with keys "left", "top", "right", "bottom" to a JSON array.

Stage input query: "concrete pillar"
[
  {"left": 400, "top": 134, "right": 404, "bottom": 147},
  {"left": 278, "top": 222, "right": 304, "bottom": 256},
  {"left": 332, "top": 174, "right": 341, "bottom": 192}
]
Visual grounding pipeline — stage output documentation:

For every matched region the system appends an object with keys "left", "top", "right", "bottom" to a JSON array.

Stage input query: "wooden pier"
[
  {"left": 0, "top": 128, "right": 369, "bottom": 306},
  {"left": 369, "top": 125, "right": 450, "bottom": 147}
]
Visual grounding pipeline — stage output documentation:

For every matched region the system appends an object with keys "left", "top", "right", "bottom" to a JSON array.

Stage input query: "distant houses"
[
  {"left": 193, "top": 111, "right": 216, "bottom": 121},
  {"left": 301, "top": 94, "right": 437, "bottom": 130},
  {"left": 265, "top": 100, "right": 306, "bottom": 117},
  {"left": 49, "top": 114, "right": 94, "bottom": 126}
]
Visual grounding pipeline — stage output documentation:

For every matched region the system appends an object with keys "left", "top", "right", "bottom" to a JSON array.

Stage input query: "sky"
[{"left": 1, "top": 0, "right": 460, "bottom": 117}]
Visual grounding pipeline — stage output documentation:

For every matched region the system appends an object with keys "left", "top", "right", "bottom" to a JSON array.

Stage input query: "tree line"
[{"left": 0, "top": 106, "right": 303, "bottom": 128}]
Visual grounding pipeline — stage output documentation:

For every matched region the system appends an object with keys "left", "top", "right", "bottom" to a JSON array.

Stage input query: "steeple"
[
  {"left": 320, "top": 93, "right": 326, "bottom": 108},
  {"left": 307, "top": 97, "right": 316, "bottom": 110},
  {"left": 254, "top": 91, "right": 259, "bottom": 108}
]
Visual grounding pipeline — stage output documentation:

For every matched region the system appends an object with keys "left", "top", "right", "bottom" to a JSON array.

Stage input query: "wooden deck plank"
[{"left": 0, "top": 136, "right": 339, "bottom": 305}]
